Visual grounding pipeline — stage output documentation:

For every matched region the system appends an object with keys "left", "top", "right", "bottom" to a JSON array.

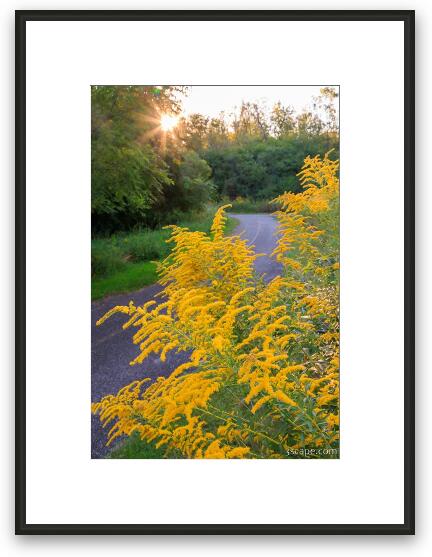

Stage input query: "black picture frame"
[{"left": 15, "top": 9, "right": 415, "bottom": 535}]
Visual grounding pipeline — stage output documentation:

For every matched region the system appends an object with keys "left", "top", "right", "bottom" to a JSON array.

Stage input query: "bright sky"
[{"left": 180, "top": 85, "right": 339, "bottom": 120}]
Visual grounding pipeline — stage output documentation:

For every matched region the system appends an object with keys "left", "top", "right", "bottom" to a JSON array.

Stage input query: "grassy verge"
[
  {"left": 92, "top": 261, "right": 158, "bottom": 300},
  {"left": 92, "top": 214, "right": 239, "bottom": 301},
  {"left": 108, "top": 432, "right": 183, "bottom": 459}
]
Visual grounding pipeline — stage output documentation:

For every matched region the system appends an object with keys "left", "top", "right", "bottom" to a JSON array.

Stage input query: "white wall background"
[{"left": 0, "top": 0, "right": 428, "bottom": 554}]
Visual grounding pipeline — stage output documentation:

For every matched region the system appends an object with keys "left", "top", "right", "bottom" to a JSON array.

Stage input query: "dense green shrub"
[
  {"left": 203, "top": 135, "right": 339, "bottom": 201},
  {"left": 91, "top": 242, "right": 125, "bottom": 278},
  {"left": 115, "top": 229, "right": 172, "bottom": 263}
]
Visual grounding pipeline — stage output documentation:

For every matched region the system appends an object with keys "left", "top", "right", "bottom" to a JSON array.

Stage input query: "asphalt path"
[{"left": 91, "top": 213, "right": 283, "bottom": 457}]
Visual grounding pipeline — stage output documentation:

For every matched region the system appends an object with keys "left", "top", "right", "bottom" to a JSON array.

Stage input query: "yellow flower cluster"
[
  {"left": 92, "top": 153, "right": 340, "bottom": 458},
  {"left": 273, "top": 151, "right": 339, "bottom": 284}
]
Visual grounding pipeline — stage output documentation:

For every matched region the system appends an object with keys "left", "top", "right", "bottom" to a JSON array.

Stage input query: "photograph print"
[{"left": 91, "top": 85, "right": 340, "bottom": 460}]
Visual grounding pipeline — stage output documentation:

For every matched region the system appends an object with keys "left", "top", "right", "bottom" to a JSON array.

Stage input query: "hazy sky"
[{"left": 180, "top": 85, "right": 339, "bottom": 120}]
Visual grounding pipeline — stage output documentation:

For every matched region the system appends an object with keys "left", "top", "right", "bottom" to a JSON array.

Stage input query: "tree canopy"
[{"left": 91, "top": 86, "right": 339, "bottom": 235}]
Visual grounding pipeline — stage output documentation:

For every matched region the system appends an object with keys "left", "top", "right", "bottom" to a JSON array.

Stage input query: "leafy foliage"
[
  {"left": 176, "top": 151, "right": 215, "bottom": 212},
  {"left": 203, "top": 135, "right": 338, "bottom": 201},
  {"left": 91, "top": 86, "right": 183, "bottom": 234},
  {"left": 91, "top": 86, "right": 339, "bottom": 236}
]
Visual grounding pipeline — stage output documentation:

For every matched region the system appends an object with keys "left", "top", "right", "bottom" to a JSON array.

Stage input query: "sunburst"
[{"left": 160, "top": 114, "right": 178, "bottom": 132}]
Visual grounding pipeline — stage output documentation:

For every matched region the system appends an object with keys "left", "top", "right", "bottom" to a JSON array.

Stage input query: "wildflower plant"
[{"left": 92, "top": 152, "right": 340, "bottom": 458}]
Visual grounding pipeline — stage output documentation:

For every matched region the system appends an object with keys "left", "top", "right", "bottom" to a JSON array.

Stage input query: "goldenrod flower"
[{"left": 93, "top": 154, "right": 340, "bottom": 459}]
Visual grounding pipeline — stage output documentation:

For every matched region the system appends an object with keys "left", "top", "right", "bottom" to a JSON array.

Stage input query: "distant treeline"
[
  {"left": 91, "top": 86, "right": 339, "bottom": 236},
  {"left": 203, "top": 135, "right": 338, "bottom": 201}
]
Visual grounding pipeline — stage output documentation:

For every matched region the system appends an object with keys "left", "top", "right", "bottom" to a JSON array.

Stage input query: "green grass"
[
  {"left": 91, "top": 214, "right": 239, "bottom": 300},
  {"left": 92, "top": 261, "right": 158, "bottom": 300},
  {"left": 108, "top": 432, "right": 183, "bottom": 459},
  {"left": 223, "top": 214, "right": 239, "bottom": 235},
  {"left": 108, "top": 433, "right": 166, "bottom": 459}
]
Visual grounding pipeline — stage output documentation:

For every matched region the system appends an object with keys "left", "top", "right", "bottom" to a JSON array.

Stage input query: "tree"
[
  {"left": 179, "top": 151, "right": 215, "bottom": 210},
  {"left": 91, "top": 86, "right": 186, "bottom": 233},
  {"left": 296, "top": 111, "right": 325, "bottom": 137},
  {"left": 232, "top": 101, "right": 269, "bottom": 141},
  {"left": 180, "top": 113, "right": 209, "bottom": 151},
  {"left": 312, "top": 87, "right": 339, "bottom": 134},
  {"left": 270, "top": 102, "right": 296, "bottom": 137},
  {"left": 207, "top": 113, "right": 230, "bottom": 149}
]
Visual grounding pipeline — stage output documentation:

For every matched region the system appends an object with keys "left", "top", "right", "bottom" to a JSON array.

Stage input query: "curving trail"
[
  {"left": 91, "top": 213, "right": 283, "bottom": 457},
  {"left": 229, "top": 213, "right": 283, "bottom": 281}
]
